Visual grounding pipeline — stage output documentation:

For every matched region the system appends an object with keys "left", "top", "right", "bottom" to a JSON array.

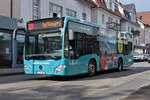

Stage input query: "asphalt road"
[{"left": 0, "top": 62, "right": 150, "bottom": 100}]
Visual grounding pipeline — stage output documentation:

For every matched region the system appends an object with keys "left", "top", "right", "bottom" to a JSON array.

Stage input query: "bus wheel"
[
  {"left": 88, "top": 60, "right": 96, "bottom": 76},
  {"left": 117, "top": 59, "right": 123, "bottom": 72}
]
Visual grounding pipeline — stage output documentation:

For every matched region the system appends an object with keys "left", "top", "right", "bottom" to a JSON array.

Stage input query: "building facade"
[
  {"left": 137, "top": 12, "right": 150, "bottom": 53},
  {"left": 0, "top": 0, "right": 12, "bottom": 17},
  {"left": 92, "top": 0, "right": 121, "bottom": 36},
  {"left": 137, "top": 12, "right": 150, "bottom": 45},
  {"left": 9, "top": 0, "right": 96, "bottom": 27},
  {"left": 118, "top": 3, "right": 141, "bottom": 53},
  {"left": 137, "top": 20, "right": 145, "bottom": 45}
]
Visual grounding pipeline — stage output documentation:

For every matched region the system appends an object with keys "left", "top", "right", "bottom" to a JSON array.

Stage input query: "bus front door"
[{"left": 68, "top": 32, "right": 86, "bottom": 75}]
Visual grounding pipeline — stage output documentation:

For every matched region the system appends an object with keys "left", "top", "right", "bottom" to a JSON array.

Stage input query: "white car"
[
  {"left": 144, "top": 54, "right": 149, "bottom": 61},
  {"left": 133, "top": 53, "right": 144, "bottom": 62},
  {"left": 147, "top": 55, "right": 150, "bottom": 63}
]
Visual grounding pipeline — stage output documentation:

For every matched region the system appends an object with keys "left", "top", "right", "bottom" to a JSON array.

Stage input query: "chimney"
[{"left": 139, "top": 16, "right": 142, "bottom": 20}]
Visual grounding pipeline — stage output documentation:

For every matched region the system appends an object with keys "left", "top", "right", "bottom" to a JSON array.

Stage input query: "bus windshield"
[{"left": 25, "top": 28, "right": 62, "bottom": 60}]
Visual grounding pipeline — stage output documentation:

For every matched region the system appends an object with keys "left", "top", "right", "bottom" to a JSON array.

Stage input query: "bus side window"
[
  {"left": 86, "top": 35, "right": 92, "bottom": 54},
  {"left": 123, "top": 41, "right": 132, "bottom": 55},
  {"left": 69, "top": 39, "right": 76, "bottom": 59},
  {"left": 85, "top": 35, "right": 98, "bottom": 55},
  {"left": 64, "top": 30, "right": 69, "bottom": 58},
  {"left": 68, "top": 32, "right": 75, "bottom": 59},
  {"left": 68, "top": 32, "right": 84, "bottom": 59},
  {"left": 75, "top": 32, "right": 84, "bottom": 58}
]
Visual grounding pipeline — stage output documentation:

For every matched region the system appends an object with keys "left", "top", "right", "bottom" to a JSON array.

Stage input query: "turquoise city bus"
[{"left": 24, "top": 16, "right": 133, "bottom": 76}]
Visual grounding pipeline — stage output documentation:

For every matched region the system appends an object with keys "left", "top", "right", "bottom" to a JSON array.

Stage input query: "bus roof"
[
  {"left": 64, "top": 16, "right": 100, "bottom": 28},
  {"left": 27, "top": 16, "right": 100, "bottom": 31},
  {"left": 27, "top": 16, "right": 100, "bottom": 28}
]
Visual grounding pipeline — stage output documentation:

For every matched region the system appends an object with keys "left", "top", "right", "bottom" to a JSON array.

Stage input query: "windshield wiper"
[
  {"left": 53, "top": 56, "right": 61, "bottom": 60},
  {"left": 25, "top": 56, "right": 33, "bottom": 60},
  {"left": 25, "top": 55, "right": 61, "bottom": 60}
]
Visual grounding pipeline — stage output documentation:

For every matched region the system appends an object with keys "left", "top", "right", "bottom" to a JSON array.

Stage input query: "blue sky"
[{"left": 120, "top": 0, "right": 149, "bottom": 12}]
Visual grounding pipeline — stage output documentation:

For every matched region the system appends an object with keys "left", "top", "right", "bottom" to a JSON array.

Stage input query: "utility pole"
[{"left": 10, "top": 0, "right": 13, "bottom": 18}]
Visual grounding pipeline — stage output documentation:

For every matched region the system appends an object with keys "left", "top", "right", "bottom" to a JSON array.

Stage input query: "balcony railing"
[
  {"left": 131, "top": 29, "right": 140, "bottom": 36},
  {"left": 106, "top": 22, "right": 120, "bottom": 31}
]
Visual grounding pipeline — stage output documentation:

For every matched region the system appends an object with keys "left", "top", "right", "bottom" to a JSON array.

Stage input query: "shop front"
[
  {"left": 0, "top": 16, "right": 25, "bottom": 68},
  {"left": 0, "top": 30, "right": 12, "bottom": 68}
]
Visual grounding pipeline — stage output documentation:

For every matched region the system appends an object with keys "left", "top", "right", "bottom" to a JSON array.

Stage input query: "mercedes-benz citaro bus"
[{"left": 24, "top": 16, "right": 133, "bottom": 76}]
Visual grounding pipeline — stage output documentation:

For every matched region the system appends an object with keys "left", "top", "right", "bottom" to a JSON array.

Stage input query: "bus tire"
[
  {"left": 88, "top": 60, "right": 96, "bottom": 76},
  {"left": 117, "top": 59, "right": 123, "bottom": 72}
]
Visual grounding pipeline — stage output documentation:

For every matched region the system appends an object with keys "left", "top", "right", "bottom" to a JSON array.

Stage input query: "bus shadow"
[
  {"left": 35, "top": 66, "right": 150, "bottom": 81},
  {"left": 83, "top": 66, "right": 150, "bottom": 81}
]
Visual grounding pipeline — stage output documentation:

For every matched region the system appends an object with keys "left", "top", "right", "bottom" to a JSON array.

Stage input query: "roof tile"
[{"left": 137, "top": 12, "right": 150, "bottom": 26}]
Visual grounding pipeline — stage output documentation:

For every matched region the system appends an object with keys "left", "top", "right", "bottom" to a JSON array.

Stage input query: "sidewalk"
[
  {"left": 0, "top": 68, "right": 24, "bottom": 76},
  {"left": 123, "top": 84, "right": 150, "bottom": 100}
]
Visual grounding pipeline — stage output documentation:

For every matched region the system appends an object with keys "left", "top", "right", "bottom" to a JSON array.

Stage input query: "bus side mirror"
[{"left": 69, "top": 29, "right": 74, "bottom": 40}]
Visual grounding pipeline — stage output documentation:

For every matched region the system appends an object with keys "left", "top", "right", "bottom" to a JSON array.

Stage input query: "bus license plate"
[{"left": 37, "top": 71, "right": 46, "bottom": 74}]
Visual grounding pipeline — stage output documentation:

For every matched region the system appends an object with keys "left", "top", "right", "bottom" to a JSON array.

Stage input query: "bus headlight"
[
  {"left": 55, "top": 65, "right": 66, "bottom": 72},
  {"left": 24, "top": 65, "right": 29, "bottom": 70}
]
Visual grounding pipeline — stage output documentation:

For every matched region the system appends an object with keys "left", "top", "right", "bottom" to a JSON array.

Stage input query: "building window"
[
  {"left": 108, "top": 17, "right": 111, "bottom": 23},
  {"left": 136, "top": 39, "right": 138, "bottom": 45},
  {"left": 49, "top": 2, "right": 62, "bottom": 18},
  {"left": 128, "top": 26, "right": 130, "bottom": 32},
  {"left": 102, "top": 14, "right": 105, "bottom": 24},
  {"left": 82, "top": 13, "right": 87, "bottom": 20},
  {"left": 116, "top": 20, "right": 118, "bottom": 24},
  {"left": 110, "top": 18, "right": 113, "bottom": 23},
  {"left": 66, "top": 8, "right": 77, "bottom": 17},
  {"left": 33, "top": 0, "right": 40, "bottom": 20},
  {"left": 114, "top": 3, "right": 118, "bottom": 11},
  {"left": 100, "top": 0, "right": 104, "bottom": 3},
  {"left": 109, "top": 0, "right": 113, "bottom": 9}
]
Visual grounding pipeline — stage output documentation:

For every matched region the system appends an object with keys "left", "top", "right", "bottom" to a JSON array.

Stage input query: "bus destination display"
[{"left": 28, "top": 19, "right": 62, "bottom": 31}]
